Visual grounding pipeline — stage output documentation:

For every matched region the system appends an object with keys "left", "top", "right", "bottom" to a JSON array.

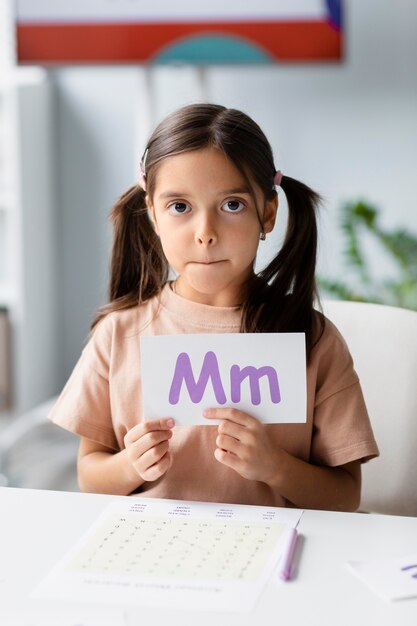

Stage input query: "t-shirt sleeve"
[
  {"left": 309, "top": 319, "right": 379, "bottom": 467},
  {"left": 48, "top": 316, "right": 119, "bottom": 451}
]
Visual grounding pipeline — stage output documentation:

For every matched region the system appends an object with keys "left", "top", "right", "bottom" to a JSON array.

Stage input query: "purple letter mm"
[{"left": 169, "top": 351, "right": 227, "bottom": 405}]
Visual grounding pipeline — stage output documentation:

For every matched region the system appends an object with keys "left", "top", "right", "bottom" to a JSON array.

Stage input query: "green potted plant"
[{"left": 319, "top": 201, "right": 417, "bottom": 311}]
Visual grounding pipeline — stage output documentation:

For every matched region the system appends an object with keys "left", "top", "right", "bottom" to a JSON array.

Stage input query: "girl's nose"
[
  {"left": 196, "top": 233, "right": 216, "bottom": 246},
  {"left": 195, "top": 216, "right": 217, "bottom": 246}
]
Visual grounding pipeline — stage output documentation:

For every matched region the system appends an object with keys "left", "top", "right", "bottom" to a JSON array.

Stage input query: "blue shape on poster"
[
  {"left": 326, "top": 0, "right": 343, "bottom": 30},
  {"left": 153, "top": 35, "right": 273, "bottom": 64}
]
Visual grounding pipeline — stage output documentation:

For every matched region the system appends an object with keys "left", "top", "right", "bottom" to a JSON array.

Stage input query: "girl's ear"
[
  {"left": 146, "top": 197, "right": 160, "bottom": 236},
  {"left": 264, "top": 192, "right": 279, "bottom": 234}
]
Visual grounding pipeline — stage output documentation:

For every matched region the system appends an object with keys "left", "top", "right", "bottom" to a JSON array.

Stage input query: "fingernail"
[
  {"left": 203, "top": 409, "right": 210, "bottom": 417},
  {"left": 166, "top": 418, "right": 175, "bottom": 428}
]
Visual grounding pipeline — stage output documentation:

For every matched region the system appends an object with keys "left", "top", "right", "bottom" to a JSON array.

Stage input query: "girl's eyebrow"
[
  {"left": 158, "top": 191, "right": 186, "bottom": 199},
  {"left": 158, "top": 187, "right": 251, "bottom": 200},
  {"left": 221, "top": 187, "right": 251, "bottom": 195}
]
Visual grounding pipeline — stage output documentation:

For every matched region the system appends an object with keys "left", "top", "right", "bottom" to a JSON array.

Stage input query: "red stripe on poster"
[{"left": 17, "top": 21, "right": 342, "bottom": 64}]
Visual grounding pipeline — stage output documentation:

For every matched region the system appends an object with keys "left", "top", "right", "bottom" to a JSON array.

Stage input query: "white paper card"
[
  {"left": 348, "top": 555, "right": 417, "bottom": 602},
  {"left": 32, "top": 498, "right": 304, "bottom": 613},
  {"left": 140, "top": 333, "right": 306, "bottom": 424}
]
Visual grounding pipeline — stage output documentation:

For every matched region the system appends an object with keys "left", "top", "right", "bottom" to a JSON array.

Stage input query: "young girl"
[{"left": 50, "top": 103, "right": 379, "bottom": 511}]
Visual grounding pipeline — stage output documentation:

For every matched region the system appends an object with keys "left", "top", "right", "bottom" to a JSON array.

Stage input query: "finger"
[
  {"left": 216, "top": 433, "right": 243, "bottom": 456},
  {"left": 141, "top": 451, "right": 172, "bottom": 482},
  {"left": 125, "top": 418, "right": 175, "bottom": 445},
  {"left": 137, "top": 440, "right": 170, "bottom": 474},
  {"left": 203, "top": 408, "right": 254, "bottom": 427},
  {"left": 217, "top": 418, "right": 245, "bottom": 441},
  {"left": 214, "top": 447, "right": 245, "bottom": 473},
  {"left": 129, "top": 429, "right": 173, "bottom": 459}
]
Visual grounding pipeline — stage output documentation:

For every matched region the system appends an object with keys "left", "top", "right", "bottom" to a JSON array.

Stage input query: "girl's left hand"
[{"left": 203, "top": 408, "right": 281, "bottom": 484}]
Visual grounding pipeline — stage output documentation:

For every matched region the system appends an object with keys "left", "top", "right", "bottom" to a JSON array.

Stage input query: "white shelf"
[{"left": 0, "top": 2, "right": 58, "bottom": 415}]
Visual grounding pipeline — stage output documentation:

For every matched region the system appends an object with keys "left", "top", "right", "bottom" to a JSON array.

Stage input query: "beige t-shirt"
[{"left": 49, "top": 283, "right": 379, "bottom": 506}]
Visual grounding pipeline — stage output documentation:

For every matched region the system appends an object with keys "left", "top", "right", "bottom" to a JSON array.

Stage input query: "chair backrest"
[{"left": 322, "top": 300, "right": 417, "bottom": 517}]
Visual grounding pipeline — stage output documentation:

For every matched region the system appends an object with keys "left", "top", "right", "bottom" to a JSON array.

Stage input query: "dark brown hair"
[{"left": 92, "top": 103, "right": 324, "bottom": 356}]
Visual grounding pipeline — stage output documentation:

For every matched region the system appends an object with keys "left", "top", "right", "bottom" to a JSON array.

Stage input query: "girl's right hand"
[{"left": 124, "top": 418, "right": 175, "bottom": 482}]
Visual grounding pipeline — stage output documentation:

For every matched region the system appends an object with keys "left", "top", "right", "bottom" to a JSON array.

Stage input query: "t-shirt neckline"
[{"left": 159, "top": 282, "right": 241, "bottom": 330}]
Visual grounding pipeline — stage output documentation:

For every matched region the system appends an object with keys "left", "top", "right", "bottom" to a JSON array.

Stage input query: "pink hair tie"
[{"left": 274, "top": 170, "right": 283, "bottom": 187}]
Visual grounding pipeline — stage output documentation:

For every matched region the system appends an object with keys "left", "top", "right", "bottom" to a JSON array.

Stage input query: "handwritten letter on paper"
[
  {"left": 168, "top": 351, "right": 281, "bottom": 406},
  {"left": 140, "top": 333, "right": 306, "bottom": 425}
]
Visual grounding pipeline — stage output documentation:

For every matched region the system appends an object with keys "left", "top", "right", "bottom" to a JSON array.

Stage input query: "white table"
[{"left": 0, "top": 487, "right": 416, "bottom": 625}]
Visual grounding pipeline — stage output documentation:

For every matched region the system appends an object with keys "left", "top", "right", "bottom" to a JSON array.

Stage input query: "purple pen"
[{"left": 277, "top": 527, "right": 298, "bottom": 581}]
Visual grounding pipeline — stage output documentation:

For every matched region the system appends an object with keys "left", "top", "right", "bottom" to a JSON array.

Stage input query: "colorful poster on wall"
[{"left": 15, "top": 0, "right": 343, "bottom": 65}]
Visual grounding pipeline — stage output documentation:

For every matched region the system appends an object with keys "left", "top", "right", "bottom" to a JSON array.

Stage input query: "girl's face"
[{"left": 147, "top": 147, "right": 277, "bottom": 307}]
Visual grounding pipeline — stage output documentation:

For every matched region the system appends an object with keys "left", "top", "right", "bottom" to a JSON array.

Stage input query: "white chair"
[{"left": 322, "top": 300, "right": 417, "bottom": 517}]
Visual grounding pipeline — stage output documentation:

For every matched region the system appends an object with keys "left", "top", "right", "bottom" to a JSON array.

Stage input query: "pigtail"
[
  {"left": 242, "top": 175, "right": 324, "bottom": 358},
  {"left": 91, "top": 185, "right": 169, "bottom": 330}
]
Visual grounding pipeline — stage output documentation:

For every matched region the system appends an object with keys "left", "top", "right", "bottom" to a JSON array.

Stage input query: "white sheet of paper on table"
[
  {"left": 32, "top": 498, "right": 303, "bottom": 613},
  {"left": 140, "top": 333, "right": 306, "bottom": 425},
  {"left": 348, "top": 554, "right": 417, "bottom": 602}
]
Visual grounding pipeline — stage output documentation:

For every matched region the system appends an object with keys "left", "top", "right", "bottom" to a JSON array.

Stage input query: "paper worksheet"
[{"left": 32, "top": 498, "right": 303, "bottom": 613}]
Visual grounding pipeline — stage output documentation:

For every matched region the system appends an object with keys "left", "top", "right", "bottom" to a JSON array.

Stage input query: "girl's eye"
[
  {"left": 222, "top": 200, "right": 245, "bottom": 213},
  {"left": 168, "top": 202, "right": 191, "bottom": 215}
]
